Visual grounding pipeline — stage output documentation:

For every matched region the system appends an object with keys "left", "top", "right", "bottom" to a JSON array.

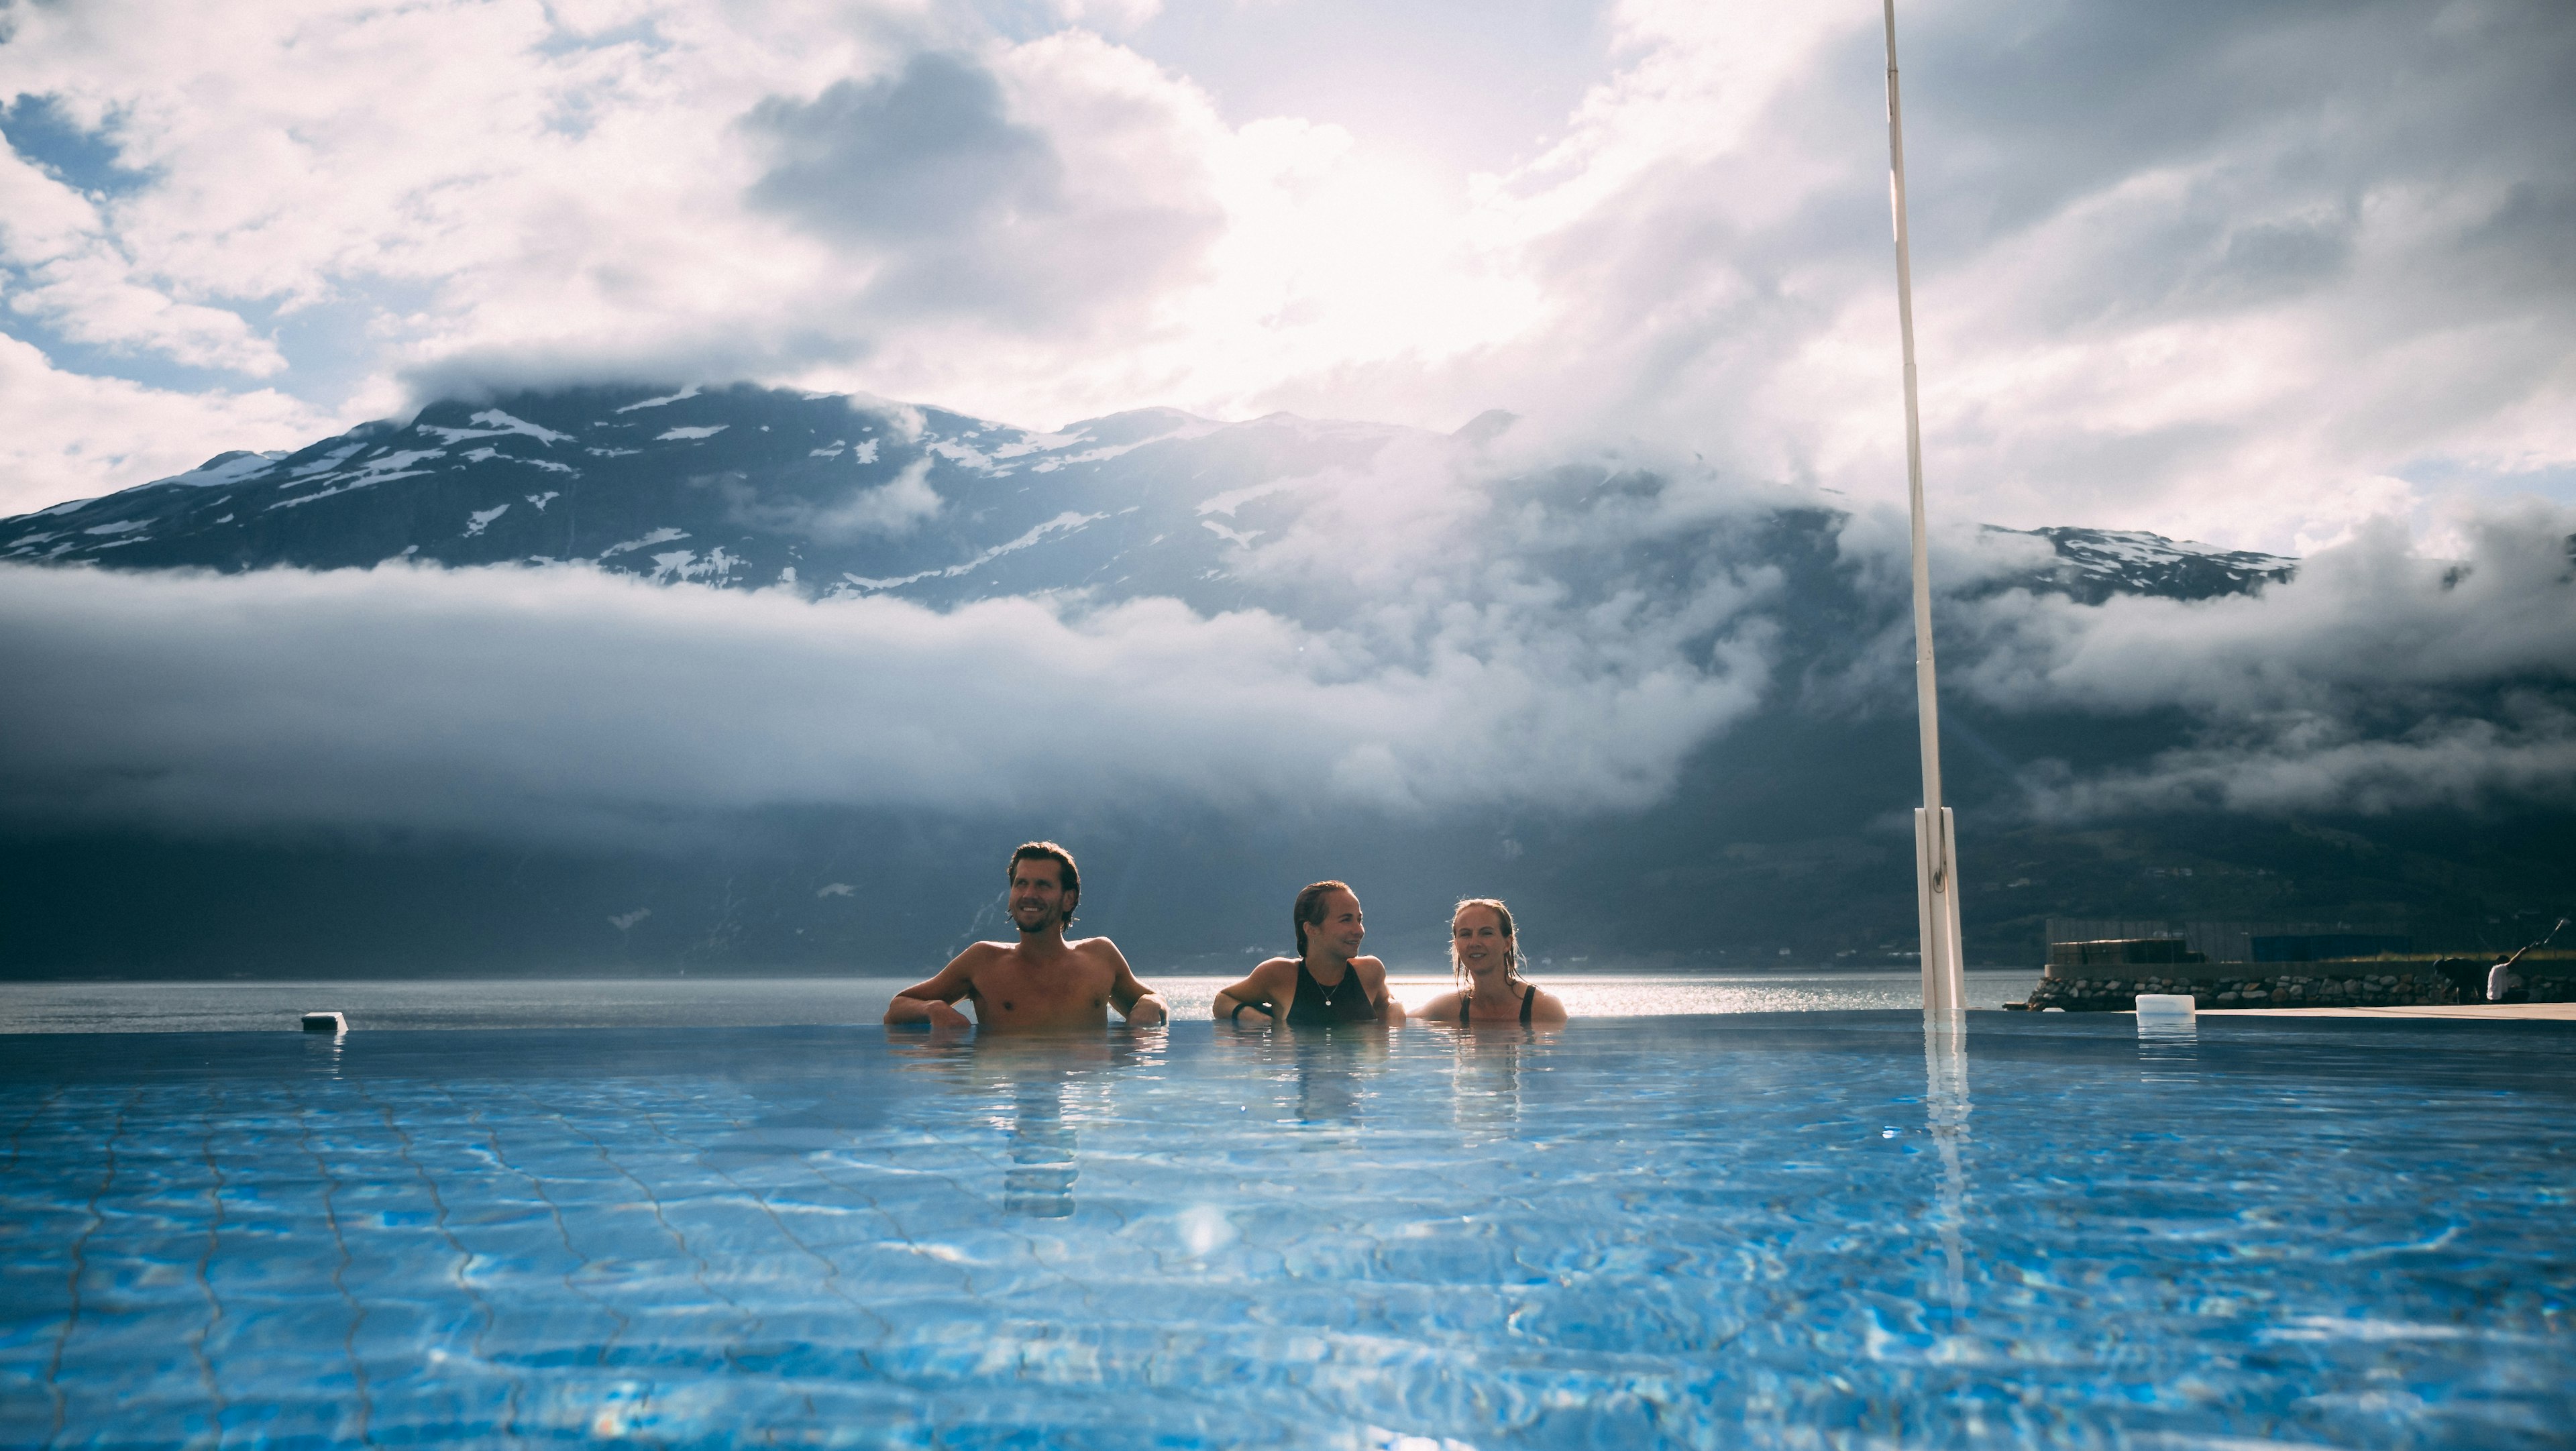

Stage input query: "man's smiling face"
[{"left": 1008, "top": 857, "right": 1072, "bottom": 934}]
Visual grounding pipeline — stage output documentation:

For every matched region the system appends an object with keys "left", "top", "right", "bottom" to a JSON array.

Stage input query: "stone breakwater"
[
  {"left": 2025, "top": 953, "right": 2576, "bottom": 1011},
  {"left": 2028, "top": 969, "right": 2461, "bottom": 1012}
]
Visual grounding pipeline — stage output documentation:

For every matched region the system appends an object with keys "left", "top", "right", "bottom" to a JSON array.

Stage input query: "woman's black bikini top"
[
  {"left": 1459, "top": 984, "right": 1536, "bottom": 1026},
  {"left": 1287, "top": 958, "right": 1380, "bottom": 1026}
]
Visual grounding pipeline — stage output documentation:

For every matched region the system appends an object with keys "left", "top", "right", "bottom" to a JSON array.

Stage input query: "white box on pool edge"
[{"left": 2134, "top": 993, "right": 2196, "bottom": 1019}]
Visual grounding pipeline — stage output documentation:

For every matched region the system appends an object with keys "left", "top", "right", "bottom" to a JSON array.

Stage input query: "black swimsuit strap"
[{"left": 1460, "top": 985, "right": 1538, "bottom": 1025}]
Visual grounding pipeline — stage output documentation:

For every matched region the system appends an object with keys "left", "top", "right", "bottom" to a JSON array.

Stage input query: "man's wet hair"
[
  {"left": 1450, "top": 897, "right": 1522, "bottom": 988},
  {"left": 1293, "top": 879, "right": 1354, "bottom": 958},
  {"left": 1008, "top": 841, "right": 1079, "bottom": 920}
]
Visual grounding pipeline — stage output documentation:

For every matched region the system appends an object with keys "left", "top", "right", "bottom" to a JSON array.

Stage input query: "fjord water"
[
  {"left": 0, "top": 971, "right": 2038, "bottom": 1033},
  {"left": 5, "top": 1014, "right": 2571, "bottom": 1448}
]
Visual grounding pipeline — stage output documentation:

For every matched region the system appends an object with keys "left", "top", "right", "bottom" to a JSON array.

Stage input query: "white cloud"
[
  {"left": 0, "top": 0, "right": 2569, "bottom": 554},
  {"left": 0, "top": 334, "right": 331, "bottom": 515},
  {"left": 0, "top": 549, "right": 1778, "bottom": 839},
  {"left": 0, "top": 146, "right": 287, "bottom": 374}
]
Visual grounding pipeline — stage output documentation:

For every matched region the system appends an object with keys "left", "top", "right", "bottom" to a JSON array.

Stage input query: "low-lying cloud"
[
  {"left": 0, "top": 553, "right": 1776, "bottom": 841},
  {"left": 1943, "top": 503, "right": 2576, "bottom": 816},
  {"left": 3, "top": 433, "right": 2569, "bottom": 844}
]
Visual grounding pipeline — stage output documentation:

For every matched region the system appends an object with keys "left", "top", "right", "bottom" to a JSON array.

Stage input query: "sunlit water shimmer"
[
  {"left": 0, "top": 971, "right": 2037, "bottom": 1034},
  {"left": 4, "top": 1014, "right": 2571, "bottom": 1448}
]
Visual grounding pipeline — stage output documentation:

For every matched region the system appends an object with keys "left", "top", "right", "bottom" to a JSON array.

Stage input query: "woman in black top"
[
  {"left": 1214, "top": 879, "right": 1404, "bottom": 1026},
  {"left": 1417, "top": 898, "right": 1567, "bottom": 1027}
]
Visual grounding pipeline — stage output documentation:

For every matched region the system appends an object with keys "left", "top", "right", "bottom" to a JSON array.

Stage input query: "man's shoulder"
[{"left": 1068, "top": 936, "right": 1131, "bottom": 969}]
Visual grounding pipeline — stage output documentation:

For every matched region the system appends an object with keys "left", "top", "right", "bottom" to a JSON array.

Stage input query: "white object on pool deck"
[
  {"left": 2135, "top": 994, "right": 2196, "bottom": 1022},
  {"left": 300, "top": 1010, "right": 346, "bottom": 1032}
]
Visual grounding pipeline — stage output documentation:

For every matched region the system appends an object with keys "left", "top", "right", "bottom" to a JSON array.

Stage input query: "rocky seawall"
[{"left": 2023, "top": 957, "right": 2575, "bottom": 1012}]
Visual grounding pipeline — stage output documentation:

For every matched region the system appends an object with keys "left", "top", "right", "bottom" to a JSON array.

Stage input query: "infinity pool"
[{"left": 5, "top": 1014, "right": 2571, "bottom": 1448}]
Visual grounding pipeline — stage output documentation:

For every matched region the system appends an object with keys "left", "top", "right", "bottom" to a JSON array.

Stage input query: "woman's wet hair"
[
  {"left": 1450, "top": 897, "right": 1520, "bottom": 989},
  {"left": 1008, "top": 841, "right": 1079, "bottom": 920},
  {"left": 1293, "top": 879, "right": 1354, "bottom": 959}
]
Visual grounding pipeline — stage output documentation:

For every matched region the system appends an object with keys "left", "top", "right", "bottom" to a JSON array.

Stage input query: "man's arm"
[
  {"left": 884, "top": 947, "right": 985, "bottom": 1028},
  {"left": 1095, "top": 939, "right": 1169, "bottom": 1026}
]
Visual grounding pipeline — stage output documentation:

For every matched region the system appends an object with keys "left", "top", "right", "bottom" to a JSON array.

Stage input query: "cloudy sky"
[{"left": 3, "top": 0, "right": 2571, "bottom": 552}]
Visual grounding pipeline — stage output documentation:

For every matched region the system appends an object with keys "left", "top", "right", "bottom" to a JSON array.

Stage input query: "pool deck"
[{"left": 2192, "top": 1003, "right": 2576, "bottom": 1021}]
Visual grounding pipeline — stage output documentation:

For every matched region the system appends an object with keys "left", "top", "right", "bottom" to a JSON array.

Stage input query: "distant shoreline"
[{"left": 1, "top": 963, "right": 2044, "bottom": 984}]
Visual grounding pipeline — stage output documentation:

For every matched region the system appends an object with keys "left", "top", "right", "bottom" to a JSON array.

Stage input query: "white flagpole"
[{"left": 1882, "top": 0, "right": 1967, "bottom": 1014}]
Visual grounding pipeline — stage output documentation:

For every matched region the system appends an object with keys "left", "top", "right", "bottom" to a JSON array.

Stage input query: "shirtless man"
[{"left": 885, "top": 842, "right": 1169, "bottom": 1032}]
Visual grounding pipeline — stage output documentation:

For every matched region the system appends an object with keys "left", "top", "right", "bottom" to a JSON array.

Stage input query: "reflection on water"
[
  {"left": 1923, "top": 1010, "right": 1972, "bottom": 1331},
  {"left": 883, "top": 1029, "right": 1172, "bottom": 1221},
  {"left": 1290, "top": 1028, "right": 1388, "bottom": 1126},
  {"left": 2139, "top": 1018, "right": 2200, "bottom": 1083},
  {"left": 1449, "top": 1029, "right": 1532, "bottom": 1139},
  {"left": 1005, "top": 1078, "right": 1077, "bottom": 1218}
]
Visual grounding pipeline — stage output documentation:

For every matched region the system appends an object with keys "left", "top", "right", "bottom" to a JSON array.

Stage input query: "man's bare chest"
[{"left": 969, "top": 956, "right": 1112, "bottom": 1021}]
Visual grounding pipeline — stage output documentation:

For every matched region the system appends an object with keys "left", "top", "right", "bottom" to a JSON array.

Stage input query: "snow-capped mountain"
[
  {"left": 1983, "top": 526, "right": 2295, "bottom": 604},
  {"left": 3, "top": 382, "right": 2290, "bottom": 619}
]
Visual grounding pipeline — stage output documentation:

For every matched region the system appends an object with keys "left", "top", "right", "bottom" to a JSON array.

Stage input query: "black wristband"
[{"left": 1231, "top": 1002, "right": 1250, "bottom": 1023}]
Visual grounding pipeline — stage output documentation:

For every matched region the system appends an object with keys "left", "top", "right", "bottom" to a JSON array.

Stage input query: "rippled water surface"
[{"left": 5, "top": 1014, "right": 2571, "bottom": 1448}]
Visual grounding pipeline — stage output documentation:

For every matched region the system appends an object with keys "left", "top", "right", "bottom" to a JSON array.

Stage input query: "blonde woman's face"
[{"left": 1452, "top": 906, "right": 1509, "bottom": 972}]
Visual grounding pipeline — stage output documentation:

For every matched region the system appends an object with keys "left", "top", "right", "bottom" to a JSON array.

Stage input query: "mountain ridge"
[
  {"left": 5, "top": 381, "right": 2297, "bottom": 614},
  {"left": 1, "top": 381, "right": 2560, "bottom": 979}
]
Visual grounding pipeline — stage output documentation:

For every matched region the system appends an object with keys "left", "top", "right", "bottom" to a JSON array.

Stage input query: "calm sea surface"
[{"left": 0, "top": 971, "right": 2041, "bottom": 1033}]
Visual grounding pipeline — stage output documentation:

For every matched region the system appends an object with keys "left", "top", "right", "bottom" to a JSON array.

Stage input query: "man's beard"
[{"left": 1014, "top": 902, "right": 1071, "bottom": 935}]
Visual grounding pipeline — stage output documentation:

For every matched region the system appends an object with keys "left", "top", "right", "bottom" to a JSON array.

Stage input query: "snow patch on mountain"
[
  {"left": 1197, "top": 479, "right": 1297, "bottom": 519},
  {"left": 601, "top": 527, "right": 689, "bottom": 559},
  {"left": 925, "top": 439, "right": 995, "bottom": 472},
  {"left": 655, "top": 425, "right": 727, "bottom": 441},
  {"left": 1017, "top": 416, "right": 1229, "bottom": 474},
  {"left": 269, "top": 471, "right": 436, "bottom": 510},
  {"left": 290, "top": 445, "right": 365, "bottom": 478},
  {"left": 158, "top": 451, "right": 291, "bottom": 490},
  {"left": 419, "top": 410, "right": 572, "bottom": 446},
  {"left": 834, "top": 510, "right": 1104, "bottom": 594},
  {"left": 616, "top": 386, "right": 701, "bottom": 413}
]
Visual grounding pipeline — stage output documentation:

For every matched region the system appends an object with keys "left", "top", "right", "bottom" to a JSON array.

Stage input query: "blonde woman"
[{"left": 1416, "top": 898, "right": 1567, "bottom": 1026}]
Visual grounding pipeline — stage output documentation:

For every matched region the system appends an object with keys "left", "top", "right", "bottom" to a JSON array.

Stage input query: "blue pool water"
[{"left": 3, "top": 1013, "right": 2571, "bottom": 1448}]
